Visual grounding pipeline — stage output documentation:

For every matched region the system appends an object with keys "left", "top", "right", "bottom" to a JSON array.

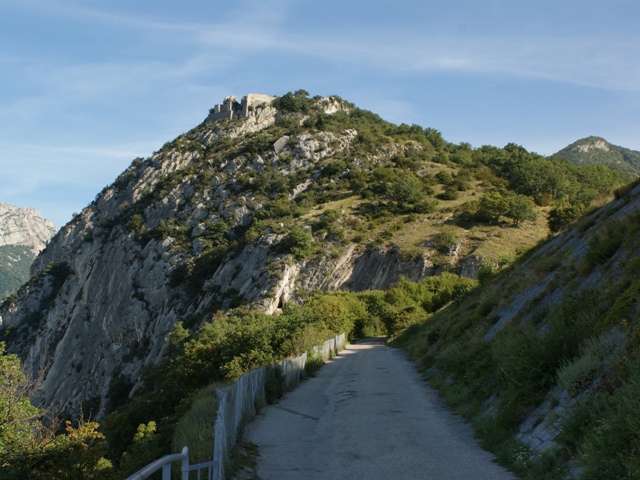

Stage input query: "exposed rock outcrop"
[{"left": 0, "top": 202, "right": 56, "bottom": 255}]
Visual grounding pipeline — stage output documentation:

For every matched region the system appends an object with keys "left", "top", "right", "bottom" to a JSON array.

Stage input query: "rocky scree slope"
[
  {"left": 0, "top": 93, "right": 553, "bottom": 417},
  {"left": 0, "top": 203, "right": 56, "bottom": 300}
]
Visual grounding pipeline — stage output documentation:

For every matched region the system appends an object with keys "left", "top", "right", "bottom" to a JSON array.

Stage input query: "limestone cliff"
[
  {"left": 0, "top": 202, "right": 56, "bottom": 255},
  {"left": 0, "top": 93, "right": 549, "bottom": 417}
]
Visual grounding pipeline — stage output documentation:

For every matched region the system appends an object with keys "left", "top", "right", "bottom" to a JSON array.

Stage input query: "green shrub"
[
  {"left": 556, "top": 352, "right": 601, "bottom": 397},
  {"left": 478, "top": 259, "right": 496, "bottom": 283},
  {"left": 303, "top": 356, "right": 324, "bottom": 378},
  {"left": 273, "top": 90, "right": 313, "bottom": 113},
  {"left": 548, "top": 200, "right": 585, "bottom": 233},
  {"left": 584, "top": 220, "right": 623, "bottom": 267},
  {"left": 434, "top": 227, "right": 459, "bottom": 253},
  {"left": 556, "top": 335, "right": 616, "bottom": 396},
  {"left": 580, "top": 372, "right": 640, "bottom": 478},
  {"left": 353, "top": 315, "right": 386, "bottom": 338},
  {"left": 438, "top": 185, "right": 460, "bottom": 200},
  {"left": 278, "top": 227, "right": 314, "bottom": 260}
]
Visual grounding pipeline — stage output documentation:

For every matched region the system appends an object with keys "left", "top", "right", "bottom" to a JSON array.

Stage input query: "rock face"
[
  {"left": 570, "top": 138, "right": 610, "bottom": 153},
  {"left": 0, "top": 202, "right": 56, "bottom": 255},
  {"left": 0, "top": 94, "right": 519, "bottom": 417}
]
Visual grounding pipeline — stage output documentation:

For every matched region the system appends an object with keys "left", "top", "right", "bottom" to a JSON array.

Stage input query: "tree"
[
  {"left": 40, "top": 421, "right": 113, "bottom": 480},
  {"left": 548, "top": 199, "right": 585, "bottom": 233},
  {"left": 279, "top": 227, "right": 314, "bottom": 260},
  {"left": 477, "top": 192, "right": 509, "bottom": 223},
  {"left": 0, "top": 342, "right": 42, "bottom": 462},
  {"left": 474, "top": 191, "right": 536, "bottom": 226},
  {"left": 505, "top": 194, "right": 537, "bottom": 226},
  {"left": 389, "top": 173, "right": 426, "bottom": 207},
  {"left": 119, "top": 421, "right": 162, "bottom": 477},
  {"left": 424, "top": 127, "right": 446, "bottom": 150},
  {"left": 0, "top": 343, "right": 112, "bottom": 479}
]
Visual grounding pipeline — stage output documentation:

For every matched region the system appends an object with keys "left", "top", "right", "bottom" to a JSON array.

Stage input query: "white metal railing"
[
  {"left": 212, "top": 332, "right": 345, "bottom": 479},
  {"left": 128, "top": 333, "right": 346, "bottom": 480},
  {"left": 125, "top": 446, "right": 216, "bottom": 480}
]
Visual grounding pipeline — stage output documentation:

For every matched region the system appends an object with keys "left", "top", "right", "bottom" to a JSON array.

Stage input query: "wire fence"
[{"left": 211, "top": 332, "right": 345, "bottom": 480}]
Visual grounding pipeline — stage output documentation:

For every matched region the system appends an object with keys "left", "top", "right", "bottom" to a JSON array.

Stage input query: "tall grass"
[
  {"left": 172, "top": 383, "right": 225, "bottom": 464},
  {"left": 556, "top": 335, "right": 617, "bottom": 396}
]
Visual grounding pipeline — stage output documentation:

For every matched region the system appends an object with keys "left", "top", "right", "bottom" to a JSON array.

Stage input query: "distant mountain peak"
[
  {"left": 0, "top": 202, "right": 56, "bottom": 300},
  {"left": 553, "top": 136, "right": 640, "bottom": 177},
  {"left": 569, "top": 136, "right": 610, "bottom": 153},
  {"left": 0, "top": 202, "right": 56, "bottom": 255}
]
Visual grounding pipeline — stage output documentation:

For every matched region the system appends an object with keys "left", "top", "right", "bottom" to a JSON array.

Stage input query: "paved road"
[{"left": 246, "top": 338, "right": 515, "bottom": 479}]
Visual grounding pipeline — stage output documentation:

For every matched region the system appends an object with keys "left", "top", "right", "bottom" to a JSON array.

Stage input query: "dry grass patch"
[
  {"left": 303, "top": 194, "right": 362, "bottom": 219},
  {"left": 471, "top": 209, "right": 549, "bottom": 261}
]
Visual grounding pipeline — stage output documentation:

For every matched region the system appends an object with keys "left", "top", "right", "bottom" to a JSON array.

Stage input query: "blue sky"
[{"left": 1, "top": 0, "right": 639, "bottom": 228}]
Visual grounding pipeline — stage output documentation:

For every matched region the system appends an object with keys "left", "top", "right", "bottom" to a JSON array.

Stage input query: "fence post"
[{"left": 181, "top": 446, "right": 190, "bottom": 480}]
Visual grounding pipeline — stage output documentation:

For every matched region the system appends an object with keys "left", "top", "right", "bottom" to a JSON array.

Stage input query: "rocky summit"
[{"left": 0, "top": 91, "right": 620, "bottom": 419}]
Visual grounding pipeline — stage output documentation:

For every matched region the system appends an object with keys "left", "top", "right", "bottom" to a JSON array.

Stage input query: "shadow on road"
[{"left": 352, "top": 336, "right": 388, "bottom": 346}]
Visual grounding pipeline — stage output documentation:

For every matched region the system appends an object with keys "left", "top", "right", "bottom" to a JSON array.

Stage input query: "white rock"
[
  {"left": 0, "top": 202, "right": 57, "bottom": 255},
  {"left": 273, "top": 136, "right": 290, "bottom": 155}
]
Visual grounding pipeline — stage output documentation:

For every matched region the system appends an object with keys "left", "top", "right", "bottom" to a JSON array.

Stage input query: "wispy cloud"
[
  {"left": 258, "top": 30, "right": 640, "bottom": 93},
  {"left": 7, "top": 1, "right": 637, "bottom": 106}
]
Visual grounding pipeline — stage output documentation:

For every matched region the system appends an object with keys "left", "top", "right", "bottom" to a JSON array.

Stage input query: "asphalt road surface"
[{"left": 246, "top": 338, "right": 516, "bottom": 479}]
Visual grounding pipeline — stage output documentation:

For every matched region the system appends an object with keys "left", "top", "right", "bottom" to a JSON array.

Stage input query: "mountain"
[
  {"left": 394, "top": 179, "right": 640, "bottom": 477},
  {"left": 0, "top": 203, "right": 56, "bottom": 300},
  {"left": 0, "top": 91, "right": 624, "bottom": 420},
  {"left": 552, "top": 136, "right": 640, "bottom": 178}
]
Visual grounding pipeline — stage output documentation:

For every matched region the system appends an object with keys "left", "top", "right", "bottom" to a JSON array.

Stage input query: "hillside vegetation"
[
  {"left": 0, "top": 91, "right": 633, "bottom": 479},
  {"left": 1, "top": 91, "right": 623, "bottom": 419},
  {"left": 394, "top": 179, "right": 640, "bottom": 479},
  {"left": 91, "top": 91, "right": 622, "bottom": 293}
]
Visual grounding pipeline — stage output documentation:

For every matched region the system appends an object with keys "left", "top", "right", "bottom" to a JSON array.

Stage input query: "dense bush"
[{"left": 0, "top": 343, "right": 113, "bottom": 479}]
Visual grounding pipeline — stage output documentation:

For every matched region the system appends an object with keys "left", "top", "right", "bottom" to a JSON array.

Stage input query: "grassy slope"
[{"left": 393, "top": 179, "right": 640, "bottom": 479}]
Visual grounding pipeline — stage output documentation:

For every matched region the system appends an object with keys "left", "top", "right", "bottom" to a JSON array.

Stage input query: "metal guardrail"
[
  {"left": 128, "top": 333, "right": 346, "bottom": 480},
  {"left": 125, "top": 446, "right": 217, "bottom": 480}
]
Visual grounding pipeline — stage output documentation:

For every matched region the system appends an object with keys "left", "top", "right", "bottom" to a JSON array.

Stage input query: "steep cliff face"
[{"left": 0, "top": 93, "right": 548, "bottom": 417}]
